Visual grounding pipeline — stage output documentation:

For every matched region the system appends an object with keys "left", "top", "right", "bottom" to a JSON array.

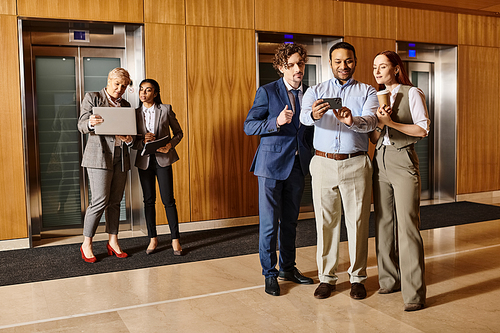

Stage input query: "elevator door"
[
  {"left": 32, "top": 46, "right": 128, "bottom": 236},
  {"left": 406, "top": 62, "right": 434, "bottom": 199}
]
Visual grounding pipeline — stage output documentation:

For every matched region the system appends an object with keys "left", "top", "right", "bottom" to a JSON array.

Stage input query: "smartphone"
[{"left": 322, "top": 98, "right": 342, "bottom": 110}]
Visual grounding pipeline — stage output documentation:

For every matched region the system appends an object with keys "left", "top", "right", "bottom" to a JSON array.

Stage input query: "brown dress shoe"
[
  {"left": 404, "top": 303, "right": 424, "bottom": 311},
  {"left": 314, "top": 283, "right": 335, "bottom": 299},
  {"left": 350, "top": 283, "right": 366, "bottom": 299}
]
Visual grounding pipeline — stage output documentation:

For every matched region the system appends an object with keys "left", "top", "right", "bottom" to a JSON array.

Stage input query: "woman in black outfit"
[{"left": 133, "top": 79, "right": 183, "bottom": 255}]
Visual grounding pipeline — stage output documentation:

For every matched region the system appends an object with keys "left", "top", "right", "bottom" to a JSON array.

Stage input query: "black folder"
[{"left": 141, "top": 136, "right": 170, "bottom": 156}]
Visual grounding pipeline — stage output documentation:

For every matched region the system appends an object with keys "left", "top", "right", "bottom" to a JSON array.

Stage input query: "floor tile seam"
[
  {"left": 0, "top": 243, "right": 497, "bottom": 330},
  {"left": 0, "top": 285, "right": 262, "bottom": 330},
  {"left": 424, "top": 243, "right": 500, "bottom": 260}
]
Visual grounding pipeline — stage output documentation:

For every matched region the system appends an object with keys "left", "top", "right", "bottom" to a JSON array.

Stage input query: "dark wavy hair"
[
  {"left": 272, "top": 43, "right": 308, "bottom": 77},
  {"left": 374, "top": 50, "right": 413, "bottom": 91},
  {"left": 138, "top": 79, "right": 163, "bottom": 107}
]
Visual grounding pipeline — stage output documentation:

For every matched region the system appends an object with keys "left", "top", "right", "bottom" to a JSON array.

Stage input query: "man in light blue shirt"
[{"left": 300, "top": 42, "right": 378, "bottom": 300}]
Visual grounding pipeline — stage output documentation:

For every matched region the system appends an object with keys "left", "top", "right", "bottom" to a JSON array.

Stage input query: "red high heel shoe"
[
  {"left": 107, "top": 243, "right": 128, "bottom": 258},
  {"left": 80, "top": 246, "right": 96, "bottom": 263}
]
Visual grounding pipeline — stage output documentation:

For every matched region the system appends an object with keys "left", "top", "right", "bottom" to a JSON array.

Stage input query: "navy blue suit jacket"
[{"left": 244, "top": 79, "right": 314, "bottom": 180}]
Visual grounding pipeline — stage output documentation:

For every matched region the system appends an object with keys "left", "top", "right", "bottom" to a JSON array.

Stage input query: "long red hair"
[{"left": 375, "top": 50, "right": 413, "bottom": 91}]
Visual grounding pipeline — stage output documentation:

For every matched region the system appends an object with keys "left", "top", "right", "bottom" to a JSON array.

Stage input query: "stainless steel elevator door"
[
  {"left": 406, "top": 62, "right": 434, "bottom": 200},
  {"left": 32, "top": 46, "right": 128, "bottom": 236}
]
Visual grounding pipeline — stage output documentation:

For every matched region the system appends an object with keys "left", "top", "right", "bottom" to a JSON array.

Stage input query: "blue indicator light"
[
  {"left": 408, "top": 50, "right": 416, "bottom": 58},
  {"left": 284, "top": 41, "right": 294, "bottom": 44},
  {"left": 409, "top": 43, "right": 416, "bottom": 47},
  {"left": 74, "top": 31, "right": 86, "bottom": 41},
  {"left": 284, "top": 34, "right": 293, "bottom": 39}
]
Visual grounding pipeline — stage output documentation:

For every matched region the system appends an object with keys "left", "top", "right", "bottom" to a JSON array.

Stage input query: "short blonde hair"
[{"left": 107, "top": 67, "right": 131, "bottom": 85}]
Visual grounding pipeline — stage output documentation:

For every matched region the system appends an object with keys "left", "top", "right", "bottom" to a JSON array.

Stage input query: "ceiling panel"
[
  {"left": 343, "top": 0, "right": 500, "bottom": 15},
  {"left": 397, "top": 0, "right": 500, "bottom": 11}
]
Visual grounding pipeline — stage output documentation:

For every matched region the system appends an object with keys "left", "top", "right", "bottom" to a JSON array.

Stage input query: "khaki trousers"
[
  {"left": 310, "top": 154, "right": 372, "bottom": 285},
  {"left": 373, "top": 145, "right": 426, "bottom": 305}
]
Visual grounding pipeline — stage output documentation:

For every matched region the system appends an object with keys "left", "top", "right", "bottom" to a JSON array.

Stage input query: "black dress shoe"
[
  {"left": 350, "top": 283, "right": 367, "bottom": 299},
  {"left": 314, "top": 283, "right": 335, "bottom": 299},
  {"left": 265, "top": 277, "right": 280, "bottom": 296},
  {"left": 278, "top": 267, "right": 313, "bottom": 284}
]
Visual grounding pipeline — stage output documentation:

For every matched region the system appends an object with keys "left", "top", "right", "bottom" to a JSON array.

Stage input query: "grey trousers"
[
  {"left": 83, "top": 147, "right": 127, "bottom": 237},
  {"left": 373, "top": 144, "right": 426, "bottom": 305}
]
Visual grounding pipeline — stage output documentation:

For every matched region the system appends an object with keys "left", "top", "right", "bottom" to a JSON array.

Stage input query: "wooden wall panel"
[
  {"left": 144, "top": 0, "right": 185, "bottom": 25},
  {"left": 343, "top": 36, "right": 396, "bottom": 91},
  {"left": 255, "top": 0, "right": 343, "bottom": 35},
  {"left": 397, "top": 7, "right": 458, "bottom": 44},
  {"left": 0, "top": 15, "right": 28, "bottom": 240},
  {"left": 344, "top": 3, "right": 397, "bottom": 40},
  {"left": 186, "top": 0, "right": 254, "bottom": 29},
  {"left": 144, "top": 23, "right": 190, "bottom": 223},
  {"left": 187, "top": 26, "right": 259, "bottom": 221},
  {"left": 457, "top": 45, "right": 500, "bottom": 194},
  {"left": 0, "top": 0, "right": 16, "bottom": 15},
  {"left": 458, "top": 14, "right": 500, "bottom": 47},
  {"left": 17, "top": 0, "right": 143, "bottom": 22}
]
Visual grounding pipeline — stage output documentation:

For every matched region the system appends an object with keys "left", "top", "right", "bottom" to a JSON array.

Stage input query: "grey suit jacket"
[
  {"left": 77, "top": 88, "right": 131, "bottom": 171},
  {"left": 133, "top": 103, "right": 183, "bottom": 170}
]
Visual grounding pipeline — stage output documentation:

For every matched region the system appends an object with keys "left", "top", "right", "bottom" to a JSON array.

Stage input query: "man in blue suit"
[{"left": 244, "top": 43, "right": 314, "bottom": 296}]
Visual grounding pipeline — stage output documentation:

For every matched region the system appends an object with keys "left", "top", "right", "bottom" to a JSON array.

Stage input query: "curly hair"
[{"left": 272, "top": 43, "right": 308, "bottom": 77}]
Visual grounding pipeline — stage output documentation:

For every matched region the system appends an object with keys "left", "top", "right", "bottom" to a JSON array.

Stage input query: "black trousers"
[{"left": 138, "top": 156, "right": 180, "bottom": 239}]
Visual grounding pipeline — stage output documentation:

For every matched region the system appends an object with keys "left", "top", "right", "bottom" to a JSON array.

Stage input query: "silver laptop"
[{"left": 93, "top": 107, "right": 137, "bottom": 135}]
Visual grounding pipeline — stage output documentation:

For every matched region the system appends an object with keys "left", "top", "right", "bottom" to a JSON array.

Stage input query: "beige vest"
[{"left": 376, "top": 85, "right": 421, "bottom": 149}]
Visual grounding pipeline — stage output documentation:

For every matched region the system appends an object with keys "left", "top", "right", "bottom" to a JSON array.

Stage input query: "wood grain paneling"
[
  {"left": 458, "top": 14, "right": 500, "bottom": 47},
  {"left": 144, "top": 0, "right": 185, "bottom": 25},
  {"left": 457, "top": 45, "right": 500, "bottom": 194},
  {"left": 0, "top": 15, "right": 28, "bottom": 240},
  {"left": 344, "top": 3, "right": 397, "bottom": 40},
  {"left": 187, "top": 26, "right": 259, "bottom": 221},
  {"left": 344, "top": 36, "right": 396, "bottom": 159},
  {"left": 144, "top": 23, "right": 190, "bottom": 223},
  {"left": 0, "top": 0, "right": 16, "bottom": 15},
  {"left": 186, "top": 0, "right": 253, "bottom": 29},
  {"left": 344, "top": 36, "right": 396, "bottom": 90},
  {"left": 18, "top": 0, "right": 143, "bottom": 22},
  {"left": 397, "top": 7, "right": 458, "bottom": 44},
  {"left": 255, "top": 0, "right": 343, "bottom": 35}
]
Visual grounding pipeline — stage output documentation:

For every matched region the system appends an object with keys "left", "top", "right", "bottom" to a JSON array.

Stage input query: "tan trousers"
[
  {"left": 310, "top": 154, "right": 372, "bottom": 285},
  {"left": 373, "top": 145, "right": 426, "bottom": 305}
]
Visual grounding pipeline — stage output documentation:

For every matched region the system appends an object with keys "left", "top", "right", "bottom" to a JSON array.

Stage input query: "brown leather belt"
[{"left": 315, "top": 150, "right": 365, "bottom": 160}]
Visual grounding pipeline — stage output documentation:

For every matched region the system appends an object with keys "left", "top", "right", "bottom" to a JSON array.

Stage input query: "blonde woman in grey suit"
[
  {"left": 77, "top": 68, "right": 133, "bottom": 263},
  {"left": 133, "top": 79, "right": 184, "bottom": 255},
  {"left": 370, "top": 51, "right": 430, "bottom": 311}
]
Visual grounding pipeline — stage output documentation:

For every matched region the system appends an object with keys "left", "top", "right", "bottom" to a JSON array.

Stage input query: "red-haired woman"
[{"left": 370, "top": 50, "right": 430, "bottom": 311}]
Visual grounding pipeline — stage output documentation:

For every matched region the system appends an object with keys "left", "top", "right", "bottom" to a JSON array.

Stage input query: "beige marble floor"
[{"left": 1, "top": 205, "right": 500, "bottom": 332}]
